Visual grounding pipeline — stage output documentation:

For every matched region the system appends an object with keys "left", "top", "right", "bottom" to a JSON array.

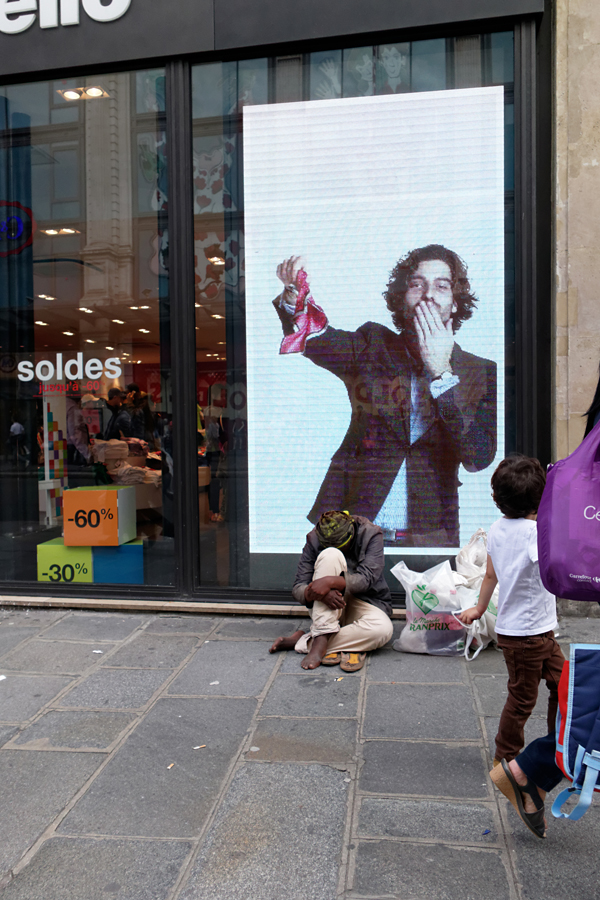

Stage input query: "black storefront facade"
[{"left": 0, "top": 0, "right": 551, "bottom": 609}]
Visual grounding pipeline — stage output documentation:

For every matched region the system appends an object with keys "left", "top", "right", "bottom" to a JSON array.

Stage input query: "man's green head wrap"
[{"left": 316, "top": 510, "right": 355, "bottom": 549}]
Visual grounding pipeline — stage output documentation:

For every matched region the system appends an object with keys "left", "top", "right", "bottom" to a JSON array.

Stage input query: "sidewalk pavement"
[{"left": 1, "top": 607, "right": 600, "bottom": 900}]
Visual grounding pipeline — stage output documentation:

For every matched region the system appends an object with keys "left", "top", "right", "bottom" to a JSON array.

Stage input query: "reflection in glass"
[{"left": 0, "top": 71, "right": 174, "bottom": 586}]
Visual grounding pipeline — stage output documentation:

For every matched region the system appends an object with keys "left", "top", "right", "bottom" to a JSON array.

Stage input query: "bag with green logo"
[{"left": 391, "top": 560, "right": 467, "bottom": 656}]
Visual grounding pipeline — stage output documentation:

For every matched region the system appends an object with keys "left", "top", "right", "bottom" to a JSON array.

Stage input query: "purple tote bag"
[{"left": 538, "top": 422, "right": 600, "bottom": 601}]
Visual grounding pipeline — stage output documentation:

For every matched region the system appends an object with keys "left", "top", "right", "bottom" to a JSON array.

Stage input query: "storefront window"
[
  {"left": 192, "top": 33, "right": 515, "bottom": 591},
  {"left": 0, "top": 70, "right": 174, "bottom": 587}
]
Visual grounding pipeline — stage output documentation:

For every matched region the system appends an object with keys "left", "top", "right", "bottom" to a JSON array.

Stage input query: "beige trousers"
[{"left": 295, "top": 547, "right": 393, "bottom": 655}]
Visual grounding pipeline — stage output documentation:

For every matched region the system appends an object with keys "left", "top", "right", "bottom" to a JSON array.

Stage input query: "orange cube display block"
[{"left": 63, "top": 486, "right": 137, "bottom": 546}]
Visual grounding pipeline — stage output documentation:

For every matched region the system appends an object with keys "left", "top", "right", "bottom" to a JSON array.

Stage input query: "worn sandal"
[
  {"left": 490, "top": 760, "right": 546, "bottom": 839},
  {"left": 340, "top": 652, "right": 366, "bottom": 672},
  {"left": 321, "top": 652, "right": 341, "bottom": 666}
]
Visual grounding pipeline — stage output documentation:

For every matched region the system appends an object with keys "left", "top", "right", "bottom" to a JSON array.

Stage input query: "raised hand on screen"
[
  {"left": 276, "top": 256, "right": 307, "bottom": 295},
  {"left": 415, "top": 301, "right": 455, "bottom": 379}
]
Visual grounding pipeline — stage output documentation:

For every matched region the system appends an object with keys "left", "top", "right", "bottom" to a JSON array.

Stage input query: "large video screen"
[{"left": 244, "top": 87, "right": 505, "bottom": 556}]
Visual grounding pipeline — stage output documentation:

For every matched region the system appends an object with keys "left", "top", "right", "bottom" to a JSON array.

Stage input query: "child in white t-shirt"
[{"left": 459, "top": 455, "right": 564, "bottom": 764}]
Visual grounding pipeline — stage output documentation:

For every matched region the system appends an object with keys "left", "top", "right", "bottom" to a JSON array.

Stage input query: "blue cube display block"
[{"left": 92, "top": 539, "right": 144, "bottom": 585}]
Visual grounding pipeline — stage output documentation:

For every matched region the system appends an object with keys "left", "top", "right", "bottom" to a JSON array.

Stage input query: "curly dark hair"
[
  {"left": 491, "top": 455, "right": 546, "bottom": 519},
  {"left": 383, "top": 244, "right": 478, "bottom": 334}
]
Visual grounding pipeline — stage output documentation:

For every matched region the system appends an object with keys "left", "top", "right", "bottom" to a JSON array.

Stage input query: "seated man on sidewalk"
[{"left": 269, "top": 510, "right": 394, "bottom": 671}]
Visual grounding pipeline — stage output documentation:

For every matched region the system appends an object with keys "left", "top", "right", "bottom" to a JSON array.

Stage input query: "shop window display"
[
  {"left": 192, "top": 33, "right": 515, "bottom": 592},
  {"left": 0, "top": 70, "right": 174, "bottom": 586}
]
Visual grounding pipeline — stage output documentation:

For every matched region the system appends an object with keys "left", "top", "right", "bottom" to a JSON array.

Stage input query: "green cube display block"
[{"left": 37, "top": 538, "right": 93, "bottom": 584}]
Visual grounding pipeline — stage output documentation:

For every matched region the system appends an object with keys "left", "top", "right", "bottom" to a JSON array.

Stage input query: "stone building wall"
[{"left": 554, "top": 0, "right": 600, "bottom": 460}]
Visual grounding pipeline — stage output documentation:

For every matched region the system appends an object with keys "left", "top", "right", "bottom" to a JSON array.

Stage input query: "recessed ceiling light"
[
  {"left": 45, "top": 295, "right": 56, "bottom": 300},
  {"left": 35, "top": 320, "right": 48, "bottom": 326},
  {"left": 63, "top": 331, "right": 74, "bottom": 336},
  {"left": 63, "top": 89, "right": 81, "bottom": 101},
  {"left": 140, "top": 305, "right": 150, "bottom": 309},
  {"left": 38, "top": 294, "right": 47, "bottom": 299},
  {"left": 208, "top": 256, "right": 225, "bottom": 265},
  {"left": 212, "top": 314, "right": 224, "bottom": 319},
  {"left": 79, "top": 307, "right": 93, "bottom": 313},
  {"left": 112, "top": 319, "right": 125, "bottom": 324},
  {"left": 217, "top": 341, "right": 225, "bottom": 345},
  {"left": 43, "top": 229, "right": 58, "bottom": 235},
  {"left": 84, "top": 87, "right": 104, "bottom": 98},
  {"left": 130, "top": 306, "right": 139, "bottom": 310},
  {"left": 85, "top": 339, "right": 95, "bottom": 344},
  {"left": 195, "top": 303, "right": 201, "bottom": 308},
  {"left": 139, "top": 328, "right": 150, "bottom": 333},
  {"left": 136, "top": 360, "right": 142, "bottom": 364},
  {"left": 105, "top": 346, "right": 114, "bottom": 350}
]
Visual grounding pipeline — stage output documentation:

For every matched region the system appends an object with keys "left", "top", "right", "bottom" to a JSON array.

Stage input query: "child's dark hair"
[{"left": 491, "top": 455, "right": 546, "bottom": 518}]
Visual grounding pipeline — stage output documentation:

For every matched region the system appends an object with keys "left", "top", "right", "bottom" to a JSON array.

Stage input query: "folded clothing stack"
[
  {"left": 126, "top": 438, "right": 149, "bottom": 456},
  {"left": 143, "top": 469, "right": 162, "bottom": 486},
  {"left": 92, "top": 440, "right": 129, "bottom": 463},
  {"left": 110, "top": 461, "right": 146, "bottom": 484}
]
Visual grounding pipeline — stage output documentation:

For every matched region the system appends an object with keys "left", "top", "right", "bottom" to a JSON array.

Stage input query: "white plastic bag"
[
  {"left": 391, "top": 560, "right": 466, "bottom": 656},
  {"left": 453, "top": 529, "right": 499, "bottom": 660}
]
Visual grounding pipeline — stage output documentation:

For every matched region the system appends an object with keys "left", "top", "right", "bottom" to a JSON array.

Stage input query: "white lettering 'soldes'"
[
  {"left": 17, "top": 352, "right": 122, "bottom": 381},
  {"left": 0, "top": 0, "right": 132, "bottom": 35}
]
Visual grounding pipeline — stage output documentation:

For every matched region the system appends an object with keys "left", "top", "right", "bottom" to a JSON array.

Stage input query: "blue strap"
[
  {"left": 573, "top": 744, "right": 586, "bottom": 786},
  {"left": 552, "top": 753, "right": 600, "bottom": 821}
]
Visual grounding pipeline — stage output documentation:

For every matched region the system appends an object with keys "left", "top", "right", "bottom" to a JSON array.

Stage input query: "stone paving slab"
[
  {"left": 358, "top": 797, "right": 498, "bottom": 843},
  {"left": 0, "top": 640, "right": 114, "bottom": 676},
  {"left": 10, "top": 710, "right": 136, "bottom": 750},
  {"left": 353, "top": 841, "right": 511, "bottom": 899},
  {"left": 0, "top": 750, "right": 104, "bottom": 882},
  {"left": 0, "top": 674, "right": 74, "bottom": 722},
  {"left": 463, "top": 647, "right": 507, "bottom": 674},
  {"left": 42, "top": 613, "right": 148, "bottom": 642},
  {"left": 483, "top": 715, "right": 549, "bottom": 760},
  {"left": 363, "top": 683, "right": 480, "bottom": 740},
  {"left": 471, "top": 674, "right": 550, "bottom": 718},
  {"left": 360, "top": 741, "right": 489, "bottom": 798},
  {"left": 248, "top": 716, "right": 357, "bottom": 764},
  {"left": 0, "top": 608, "right": 66, "bottom": 627},
  {"left": 0, "top": 837, "right": 192, "bottom": 900},
  {"left": 178, "top": 762, "right": 347, "bottom": 900},
  {"left": 59, "top": 697, "right": 257, "bottom": 838},
  {"left": 213, "top": 617, "right": 304, "bottom": 641},
  {"left": 508, "top": 798, "right": 600, "bottom": 899},
  {"left": 145, "top": 614, "right": 221, "bottom": 635},
  {"left": 0, "top": 724, "right": 18, "bottom": 746},
  {"left": 102, "top": 633, "right": 198, "bottom": 669},
  {"left": 260, "top": 671, "right": 361, "bottom": 717},
  {"left": 169, "top": 640, "right": 277, "bottom": 697},
  {"left": 368, "top": 648, "right": 467, "bottom": 683},
  {"left": 58, "top": 668, "right": 172, "bottom": 709},
  {"left": 0, "top": 627, "right": 35, "bottom": 660}
]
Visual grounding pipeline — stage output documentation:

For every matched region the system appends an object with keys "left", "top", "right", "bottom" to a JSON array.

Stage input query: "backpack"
[
  {"left": 552, "top": 643, "right": 600, "bottom": 821},
  {"left": 537, "top": 421, "right": 600, "bottom": 602}
]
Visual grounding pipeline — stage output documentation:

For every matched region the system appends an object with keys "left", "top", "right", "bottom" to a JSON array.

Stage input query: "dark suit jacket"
[{"left": 302, "top": 321, "right": 497, "bottom": 546}]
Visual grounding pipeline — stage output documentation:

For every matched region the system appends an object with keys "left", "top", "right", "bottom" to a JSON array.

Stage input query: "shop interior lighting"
[
  {"left": 85, "top": 339, "right": 95, "bottom": 344},
  {"left": 58, "top": 86, "right": 110, "bottom": 101},
  {"left": 130, "top": 306, "right": 139, "bottom": 310},
  {"left": 140, "top": 305, "right": 150, "bottom": 309},
  {"left": 105, "top": 346, "right": 114, "bottom": 350},
  {"left": 112, "top": 319, "right": 125, "bottom": 324},
  {"left": 212, "top": 314, "right": 224, "bottom": 319},
  {"left": 208, "top": 256, "right": 225, "bottom": 266},
  {"left": 63, "top": 331, "right": 74, "bottom": 336},
  {"left": 35, "top": 320, "right": 48, "bottom": 326},
  {"left": 41, "top": 227, "right": 81, "bottom": 235},
  {"left": 139, "top": 328, "right": 150, "bottom": 333},
  {"left": 79, "top": 307, "right": 93, "bottom": 314},
  {"left": 218, "top": 341, "right": 225, "bottom": 345}
]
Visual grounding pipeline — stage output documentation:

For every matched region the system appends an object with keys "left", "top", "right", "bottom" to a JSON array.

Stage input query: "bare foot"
[
  {"left": 269, "top": 630, "right": 305, "bottom": 653},
  {"left": 301, "top": 634, "right": 331, "bottom": 669},
  {"left": 508, "top": 759, "right": 546, "bottom": 814}
]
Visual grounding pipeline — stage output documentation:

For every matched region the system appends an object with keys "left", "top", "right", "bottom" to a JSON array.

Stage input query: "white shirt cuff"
[{"left": 430, "top": 372, "right": 460, "bottom": 398}]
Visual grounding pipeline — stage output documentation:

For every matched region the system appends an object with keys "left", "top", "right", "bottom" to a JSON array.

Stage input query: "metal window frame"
[{"left": 0, "top": 13, "right": 551, "bottom": 605}]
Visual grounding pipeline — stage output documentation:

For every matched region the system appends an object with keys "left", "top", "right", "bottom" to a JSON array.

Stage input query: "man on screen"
[{"left": 272, "top": 244, "right": 497, "bottom": 547}]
